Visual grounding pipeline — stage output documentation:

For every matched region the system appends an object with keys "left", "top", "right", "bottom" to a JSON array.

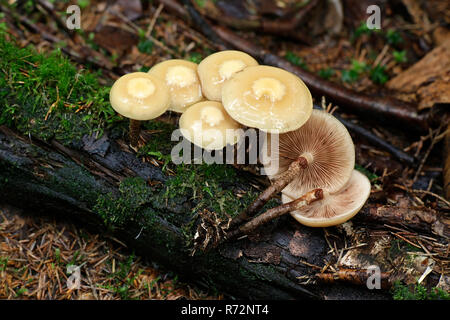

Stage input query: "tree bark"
[{"left": 0, "top": 125, "right": 396, "bottom": 300}]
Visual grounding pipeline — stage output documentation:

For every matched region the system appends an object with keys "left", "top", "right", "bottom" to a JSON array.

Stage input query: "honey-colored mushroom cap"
[
  {"left": 222, "top": 65, "right": 313, "bottom": 133},
  {"left": 110, "top": 72, "right": 169, "bottom": 120},
  {"left": 179, "top": 101, "right": 243, "bottom": 150},
  {"left": 148, "top": 59, "right": 203, "bottom": 113},
  {"left": 282, "top": 170, "right": 371, "bottom": 227},
  {"left": 262, "top": 109, "right": 355, "bottom": 196},
  {"left": 198, "top": 50, "right": 259, "bottom": 101}
]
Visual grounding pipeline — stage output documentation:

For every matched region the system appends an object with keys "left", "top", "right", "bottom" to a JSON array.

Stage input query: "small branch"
[
  {"left": 327, "top": 107, "right": 416, "bottom": 165},
  {"left": 356, "top": 204, "right": 450, "bottom": 238},
  {"left": 193, "top": 188, "right": 323, "bottom": 252},
  {"left": 230, "top": 156, "right": 309, "bottom": 228},
  {"left": 315, "top": 268, "right": 394, "bottom": 290},
  {"left": 226, "top": 188, "right": 324, "bottom": 241}
]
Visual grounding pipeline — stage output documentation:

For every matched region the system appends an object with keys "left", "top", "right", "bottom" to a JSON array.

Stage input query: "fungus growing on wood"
[
  {"left": 197, "top": 50, "right": 258, "bottom": 101},
  {"left": 221, "top": 65, "right": 313, "bottom": 133},
  {"left": 110, "top": 72, "right": 169, "bottom": 148},
  {"left": 231, "top": 109, "right": 354, "bottom": 227},
  {"left": 264, "top": 109, "right": 355, "bottom": 197},
  {"left": 282, "top": 170, "right": 371, "bottom": 227},
  {"left": 148, "top": 59, "right": 203, "bottom": 113},
  {"left": 179, "top": 101, "right": 242, "bottom": 150}
]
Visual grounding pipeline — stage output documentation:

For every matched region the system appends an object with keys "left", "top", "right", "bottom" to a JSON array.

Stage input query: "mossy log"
[{"left": 0, "top": 125, "right": 394, "bottom": 299}]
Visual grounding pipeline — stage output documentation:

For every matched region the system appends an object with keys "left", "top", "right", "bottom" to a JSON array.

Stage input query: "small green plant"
[
  {"left": 393, "top": 50, "right": 407, "bottom": 63},
  {"left": 318, "top": 68, "right": 335, "bottom": 80},
  {"left": 392, "top": 281, "right": 450, "bottom": 300},
  {"left": 369, "top": 64, "right": 389, "bottom": 84},
  {"left": 284, "top": 51, "right": 308, "bottom": 70},
  {"left": 106, "top": 253, "right": 138, "bottom": 299},
  {"left": 385, "top": 29, "right": 404, "bottom": 46},
  {"left": 15, "top": 287, "right": 28, "bottom": 297},
  {"left": 77, "top": 0, "right": 90, "bottom": 9},
  {"left": 137, "top": 39, "right": 154, "bottom": 54},
  {"left": 188, "top": 52, "right": 204, "bottom": 64},
  {"left": 354, "top": 164, "right": 379, "bottom": 182},
  {"left": 341, "top": 59, "right": 368, "bottom": 83},
  {"left": 0, "top": 257, "right": 8, "bottom": 271},
  {"left": 352, "top": 22, "right": 374, "bottom": 41}
]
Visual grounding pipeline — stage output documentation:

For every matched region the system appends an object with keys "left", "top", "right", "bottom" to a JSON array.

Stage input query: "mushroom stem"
[
  {"left": 129, "top": 119, "right": 141, "bottom": 148},
  {"left": 226, "top": 188, "right": 323, "bottom": 241},
  {"left": 229, "top": 156, "right": 309, "bottom": 228}
]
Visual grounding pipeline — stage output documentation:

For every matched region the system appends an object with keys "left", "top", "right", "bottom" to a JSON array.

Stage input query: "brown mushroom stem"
[
  {"left": 129, "top": 119, "right": 141, "bottom": 148},
  {"left": 229, "top": 156, "right": 309, "bottom": 228},
  {"left": 226, "top": 188, "right": 323, "bottom": 241}
]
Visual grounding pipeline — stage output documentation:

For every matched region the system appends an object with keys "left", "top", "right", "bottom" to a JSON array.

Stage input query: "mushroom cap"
[
  {"left": 197, "top": 50, "right": 259, "bottom": 101},
  {"left": 262, "top": 109, "right": 355, "bottom": 196},
  {"left": 222, "top": 65, "right": 313, "bottom": 133},
  {"left": 148, "top": 59, "right": 203, "bottom": 113},
  {"left": 282, "top": 170, "right": 371, "bottom": 227},
  {"left": 110, "top": 72, "right": 169, "bottom": 120},
  {"left": 179, "top": 101, "right": 243, "bottom": 150}
]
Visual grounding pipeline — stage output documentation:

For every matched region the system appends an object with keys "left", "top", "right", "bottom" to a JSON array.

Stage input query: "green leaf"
[
  {"left": 393, "top": 50, "right": 407, "bottom": 63},
  {"left": 385, "top": 29, "right": 403, "bottom": 46},
  {"left": 284, "top": 51, "right": 308, "bottom": 70},
  {"left": 369, "top": 64, "right": 389, "bottom": 84},
  {"left": 137, "top": 39, "right": 153, "bottom": 54},
  {"left": 318, "top": 68, "right": 335, "bottom": 80},
  {"left": 341, "top": 69, "right": 359, "bottom": 83}
]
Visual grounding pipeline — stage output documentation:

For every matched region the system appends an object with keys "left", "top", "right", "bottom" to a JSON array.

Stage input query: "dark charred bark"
[{"left": 0, "top": 125, "right": 395, "bottom": 299}]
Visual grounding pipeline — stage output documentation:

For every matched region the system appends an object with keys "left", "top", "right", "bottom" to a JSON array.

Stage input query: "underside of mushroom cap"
[
  {"left": 197, "top": 50, "right": 259, "bottom": 101},
  {"left": 282, "top": 170, "right": 371, "bottom": 227},
  {"left": 109, "top": 72, "right": 169, "bottom": 120},
  {"left": 179, "top": 101, "right": 243, "bottom": 150},
  {"left": 148, "top": 59, "right": 203, "bottom": 113},
  {"left": 221, "top": 65, "right": 313, "bottom": 133},
  {"left": 262, "top": 109, "right": 355, "bottom": 195}
]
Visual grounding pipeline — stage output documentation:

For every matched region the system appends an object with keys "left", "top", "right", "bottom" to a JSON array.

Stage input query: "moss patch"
[
  {"left": 0, "top": 34, "right": 261, "bottom": 247},
  {"left": 391, "top": 281, "right": 450, "bottom": 300},
  {"left": 0, "top": 34, "right": 125, "bottom": 145}
]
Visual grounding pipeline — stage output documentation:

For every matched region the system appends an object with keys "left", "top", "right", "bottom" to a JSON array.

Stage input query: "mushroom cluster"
[{"left": 109, "top": 50, "right": 370, "bottom": 229}]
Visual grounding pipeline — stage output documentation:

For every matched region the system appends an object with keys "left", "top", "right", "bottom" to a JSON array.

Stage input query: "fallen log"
[{"left": 0, "top": 125, "right": 397, "bottom": 299}]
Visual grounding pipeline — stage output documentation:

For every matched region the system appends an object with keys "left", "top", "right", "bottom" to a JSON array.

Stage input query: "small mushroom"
[
  {"left": 148, "top": 59, "right": 203, "bottom": 113},
  {"left": 263, "top": 109, "right": 355, "bottom": 196},
  {"left": 197, "top": 50, "right": 259, "bottom": 101},
  {"left": 222, "top": 65, "right": 313, "bottom": 133},
  {"left": 282, "top": 170, "right": 371, "bottom": 227},
  {"left": 110, "top": 72, "right": 169, "bottom": 148},
  {"left": 229, "top": 109, "right": 355, "bottom": 228},
  {"left": 179, "top": 101, "right": 243, "bottom": 150}
]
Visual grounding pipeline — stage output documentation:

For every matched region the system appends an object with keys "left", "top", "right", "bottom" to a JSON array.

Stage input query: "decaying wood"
[
  {"left": 187, "top": 0, "right": 320, "bottom": 43},
  {"left": 444, "top": 124, "right": 450, "bottom": 200},
  {"left": 356, "top": 204, "right": 449, "bottom": 238},
  {"left": 387, "top": 39, "right": 450, "bottom": 110},
  {"left": 1, "top": 125, "right": 399, "bottom": 299}
]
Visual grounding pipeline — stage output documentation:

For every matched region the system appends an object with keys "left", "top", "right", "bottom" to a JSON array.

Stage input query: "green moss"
[
  {"left": 163, "top": 163, "right": 257, "bottom": 219},
  {"left": 94, "top": 177, "right": 156, "bottom": 230},
  {"left": 0, "top": 34, "right": 262, "bottom": 248},
  {"left": 0, "top": 34, "right": 125, "bottom": 145},
  {"left": 391, "top": 281, "right": 450, "bottom": 300}
]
